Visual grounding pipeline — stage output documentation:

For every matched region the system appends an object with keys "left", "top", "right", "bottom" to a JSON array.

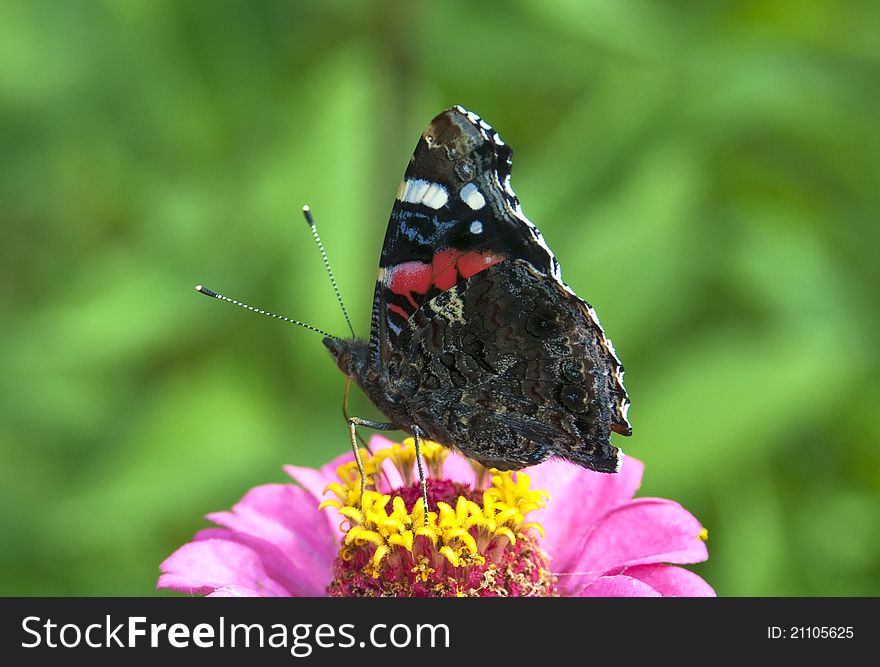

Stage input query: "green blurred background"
[{"left": 2, "top": 0, "right": 878, "bottom": 596}]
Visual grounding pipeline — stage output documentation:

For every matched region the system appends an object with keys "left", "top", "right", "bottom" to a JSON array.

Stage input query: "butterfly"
[{"left": 323, "top": 106, "right": 631, "bottom": 499}]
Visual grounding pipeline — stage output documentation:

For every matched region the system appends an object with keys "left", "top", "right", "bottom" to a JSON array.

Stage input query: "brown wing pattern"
[{"left": 389, "top": 258, "right": 631, "bottom": 472}]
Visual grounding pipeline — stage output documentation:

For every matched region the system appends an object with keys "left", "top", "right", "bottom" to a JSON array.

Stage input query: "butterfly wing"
[
  {"left": 367, "top": 106, "right": 630, "bottom": 470},
  {"left": 369, "top": 106, "right": 560, "bottom": 364},
  {"left": 389, "top": 258, "right": 630, "bottom": 471}
]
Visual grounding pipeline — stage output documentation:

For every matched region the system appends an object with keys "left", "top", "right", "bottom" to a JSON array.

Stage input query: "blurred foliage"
[{"left": 1, "top": 0, "right": 878, "bottom": 596}]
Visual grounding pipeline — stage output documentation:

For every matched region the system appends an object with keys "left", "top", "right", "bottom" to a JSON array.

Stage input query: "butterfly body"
[{"left": 326, "top": 106, "right": 630, "bottom": 473}]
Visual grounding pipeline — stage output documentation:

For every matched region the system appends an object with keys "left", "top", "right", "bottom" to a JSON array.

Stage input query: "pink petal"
[
  {"left": 527, "top": 456, "right": 644, "bottom": 572},
  {"left": 207, "top": 585, "right": 266, "bottom": 597},
  {"left": 205, "top": 483, "right": 337, "bottom": 584},
  {"left": 192, "top": 528, "right": 329, "bottom": 596},
  {"left": 284, "top": 435, "right": 398, "bottom": 536},
  {"left": 284, "top": 451, "right": 354, "bottom": 537},
  {"left": 438, "top": 451, "right": 476, "bottom": 487},
  {"left": 284, "top": 451, "right": 352, "bottom": 499},
  {"left": 378, "top": 455, "right": 405, "bottom": 493},
  {"left": 366, "top": 434, "right": 396, "bottom": 452},
  {"left": 158, "top": 539, "right": 297, "bottom": 597},
  {"left": 579, "top": 575, "right": 661, "bottom": 597},
  {"left": 561, "top": 498, "right": 708, "bottom": 594},
  {"left": 624, "top": 564, "right": 716, "bottom": 597}
]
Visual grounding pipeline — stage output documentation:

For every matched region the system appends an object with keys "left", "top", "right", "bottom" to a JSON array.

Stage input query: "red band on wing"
[
  {"left": 388, "top": 303, "right": 409, "bottom": 320},
  {"left": 456, "top": 250, "right": 504, "bottom": 279},
  {"left": 431, "top": 249, "right": 460, "bottom": 291},
  {"left": 387, "top": 261, "right": 434, "bottom": 309},
  {"left": 386, "top": 250, "right": 505, "bottom": 321}
]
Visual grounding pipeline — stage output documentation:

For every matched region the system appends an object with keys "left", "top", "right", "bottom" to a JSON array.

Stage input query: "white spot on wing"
[
  {"left": 460, "top": 183, "right": 486, "bottom": 210},
  {"left": 469, "top": 220, "right": 483, "bottom": 235},
  {"left": 422, "top": 182, "right": 449, "bottom": 209},
  {"left": 411, "top": 179, "right": 429, "bottom": 202},
  {"left": 398, "top": 178, "right": 448, "bottom": 209}
]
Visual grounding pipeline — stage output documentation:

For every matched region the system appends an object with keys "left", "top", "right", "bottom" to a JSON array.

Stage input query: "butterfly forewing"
[{"left": 371, "top": 107, "right": 557, "bottom": 355}]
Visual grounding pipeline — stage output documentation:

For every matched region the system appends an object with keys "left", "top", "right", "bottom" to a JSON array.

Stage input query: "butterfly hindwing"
[{"left": 389, "top": 259, "right": 628, "bottom": 471}]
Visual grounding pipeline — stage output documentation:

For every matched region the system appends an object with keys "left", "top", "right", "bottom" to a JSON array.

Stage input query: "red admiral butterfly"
[
  {"left": 198, "top": 107, "right": 631, "bottom": 512},
  {"left": 324, "top": 106, "right": 631, "bottom": 487}
]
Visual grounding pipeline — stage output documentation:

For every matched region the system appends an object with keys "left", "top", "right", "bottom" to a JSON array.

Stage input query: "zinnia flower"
[{"left": 158, "top": 435, "right": 714, "bottom": 597}]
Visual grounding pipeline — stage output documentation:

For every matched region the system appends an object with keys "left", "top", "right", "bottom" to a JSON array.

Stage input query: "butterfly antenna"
[
  {"left": 194, "top": 285, "right": 343, "bottom": 341},
  {"left": 302, "top": 205, "right": 356, "bottom": 339}
]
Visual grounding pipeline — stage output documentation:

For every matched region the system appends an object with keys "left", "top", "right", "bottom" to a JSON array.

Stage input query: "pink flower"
[{"left": 158, "top": 436, "right": 714, "bottom": 597}]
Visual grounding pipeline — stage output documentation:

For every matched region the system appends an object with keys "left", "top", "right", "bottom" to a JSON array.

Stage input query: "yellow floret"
[{"left": 321, "top": 438, "right": 548, "bottom": 575}]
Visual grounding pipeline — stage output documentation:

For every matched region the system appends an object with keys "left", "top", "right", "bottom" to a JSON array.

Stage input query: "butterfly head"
[{"left": 323, "top": 336, "right": 371, "bottom": 382}]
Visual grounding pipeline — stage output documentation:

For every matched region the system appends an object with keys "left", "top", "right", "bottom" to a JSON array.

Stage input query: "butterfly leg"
[
  {"left": 412, "top": 425, "right": 429, "bottom": 527},
  {"left": 343, "top": 376, "right": 376, "bottom": 457},
  {"left": 347, "top": 417, "right": 396, "bottom": 504}
]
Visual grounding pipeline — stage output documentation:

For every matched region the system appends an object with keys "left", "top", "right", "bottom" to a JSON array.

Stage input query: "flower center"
[{"left": 320, "top": 438, "right": 557, "bottom": 597}]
